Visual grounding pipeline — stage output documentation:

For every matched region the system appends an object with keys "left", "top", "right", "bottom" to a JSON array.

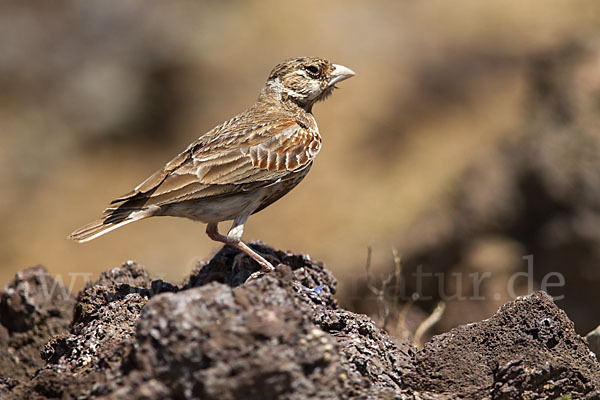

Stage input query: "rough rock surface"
[
  {"left": 1, "top": 244, "right": 599, "bottom": 399},
  {"left": 405, "top": 291, "right": 600, "bottom": 399},
  {"left": 0, "top": 265, "right": 75, "bottom": 382}
]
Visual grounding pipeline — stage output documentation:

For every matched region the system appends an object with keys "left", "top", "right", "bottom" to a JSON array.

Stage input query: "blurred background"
[{"left": 2, "top": 0, "right": 600, "bottom": 336}]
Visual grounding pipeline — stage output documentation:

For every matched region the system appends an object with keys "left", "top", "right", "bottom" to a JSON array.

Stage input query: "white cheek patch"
[
  {"left": 270, "top": 75, "right": 322, "bottom": 102},
  {"left": 305, "top": 82, "right": 324, "bottom": 101}
]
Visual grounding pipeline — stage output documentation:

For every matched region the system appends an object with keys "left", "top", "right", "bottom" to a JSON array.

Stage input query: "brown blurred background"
[{"left": 2, "top": 1, "right": 600, "bottom": 335}]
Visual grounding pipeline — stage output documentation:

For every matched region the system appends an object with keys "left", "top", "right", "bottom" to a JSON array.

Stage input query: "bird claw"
[
  {"left": 247, "top": 270, "right": 265, "bottom": 282},
  {"left": 244, "top": 260, "right": 276, "bottom": 282}
]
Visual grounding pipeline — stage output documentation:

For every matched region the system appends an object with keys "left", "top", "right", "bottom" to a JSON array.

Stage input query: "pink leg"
[{"left": 206, "top": 218, "right": 274, "bottom": 273}]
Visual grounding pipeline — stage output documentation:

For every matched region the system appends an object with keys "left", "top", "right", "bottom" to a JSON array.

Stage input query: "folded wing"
[{"left": 105, "top": 118, "right": 321, "bottom": 212}]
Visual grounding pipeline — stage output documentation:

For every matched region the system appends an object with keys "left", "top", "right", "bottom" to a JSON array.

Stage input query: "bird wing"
[{"left": 105, "top": 117, "right": 320, "bottom": 212}]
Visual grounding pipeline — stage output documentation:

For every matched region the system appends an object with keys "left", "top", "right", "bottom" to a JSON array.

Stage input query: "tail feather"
[{"left": 68, "top": 211, "right": 148, "bottom": 243}]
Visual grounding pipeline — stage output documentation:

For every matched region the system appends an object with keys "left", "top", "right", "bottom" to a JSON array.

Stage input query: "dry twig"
[{"left": 413, "top": 301, "right": 446, "bottom": 349}]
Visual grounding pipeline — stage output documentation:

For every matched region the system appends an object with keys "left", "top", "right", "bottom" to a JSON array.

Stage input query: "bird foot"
[
  {"left": 247, "top": 270, "right": 266, "bottom": 282},
  {"left": 246, "top": 262, "right": 277, "bottom": 282}
]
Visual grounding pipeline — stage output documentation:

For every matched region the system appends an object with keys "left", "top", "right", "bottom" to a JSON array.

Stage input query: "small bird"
[{"left": 69, "top": 57, "right": 355, "bottom": 274}]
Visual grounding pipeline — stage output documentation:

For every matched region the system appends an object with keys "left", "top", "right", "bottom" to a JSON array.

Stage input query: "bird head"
[{"left": 264, "top": 57, "right": 355, "bottom": 111}]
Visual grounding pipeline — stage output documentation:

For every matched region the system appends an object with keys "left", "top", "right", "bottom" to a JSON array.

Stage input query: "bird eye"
[{"left": 305, "top": 65, "right": 320, "bottom": 76}]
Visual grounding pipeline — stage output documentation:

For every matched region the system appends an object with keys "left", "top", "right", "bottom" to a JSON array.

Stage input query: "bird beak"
[{"left": 328, "top": 64, "right": 355, "bottom": 86}]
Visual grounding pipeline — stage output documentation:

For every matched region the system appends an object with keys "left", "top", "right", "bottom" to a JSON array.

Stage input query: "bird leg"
[{"left": 205, "top": 216, "right": 275, "bottom": 273}]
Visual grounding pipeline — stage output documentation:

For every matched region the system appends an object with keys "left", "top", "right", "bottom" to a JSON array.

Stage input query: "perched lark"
[{"left": 69, "top": 57, "right": 355, "bottom": 273}]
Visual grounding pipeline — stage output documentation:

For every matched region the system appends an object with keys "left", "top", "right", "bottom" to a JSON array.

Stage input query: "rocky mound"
[{"left": 1, "top": 244, "right": 599, "bottom": 399}]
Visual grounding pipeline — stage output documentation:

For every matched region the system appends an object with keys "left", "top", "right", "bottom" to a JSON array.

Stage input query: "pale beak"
[{"left": 328, "top": 64, "right": 356, "bottom": 86}]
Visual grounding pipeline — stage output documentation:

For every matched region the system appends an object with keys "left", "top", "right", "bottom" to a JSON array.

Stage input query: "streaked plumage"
[{"left": 69, "top": 57, "right": 355, "bottom": 274}]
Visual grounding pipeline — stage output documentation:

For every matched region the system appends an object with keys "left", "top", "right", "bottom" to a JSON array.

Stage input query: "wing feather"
[{"left": 106, "top": 117, "right": 320, "bottom": 212}]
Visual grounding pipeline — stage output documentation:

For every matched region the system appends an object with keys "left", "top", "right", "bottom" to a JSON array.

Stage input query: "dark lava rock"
[
  {"left": 105, "top": 245, "right": 415, "bottom": 400},
  {"left": 1, "top": 244, "right": 599, "bottom": 399},
  {"left": 0, "top": 265, "right": 75, "bottom": 381},
  {"left": 404, "top": 291, "right": 600, "bottom": 399}
]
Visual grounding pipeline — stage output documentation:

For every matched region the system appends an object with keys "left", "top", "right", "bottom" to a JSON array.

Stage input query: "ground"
[{"left": 1, "top": 243, "right": 598, "bottom": 399}]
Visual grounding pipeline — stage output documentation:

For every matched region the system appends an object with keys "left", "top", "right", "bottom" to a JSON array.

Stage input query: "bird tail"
[{"left": 68, "top": 209, "right": 150, "bottom": 243}]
